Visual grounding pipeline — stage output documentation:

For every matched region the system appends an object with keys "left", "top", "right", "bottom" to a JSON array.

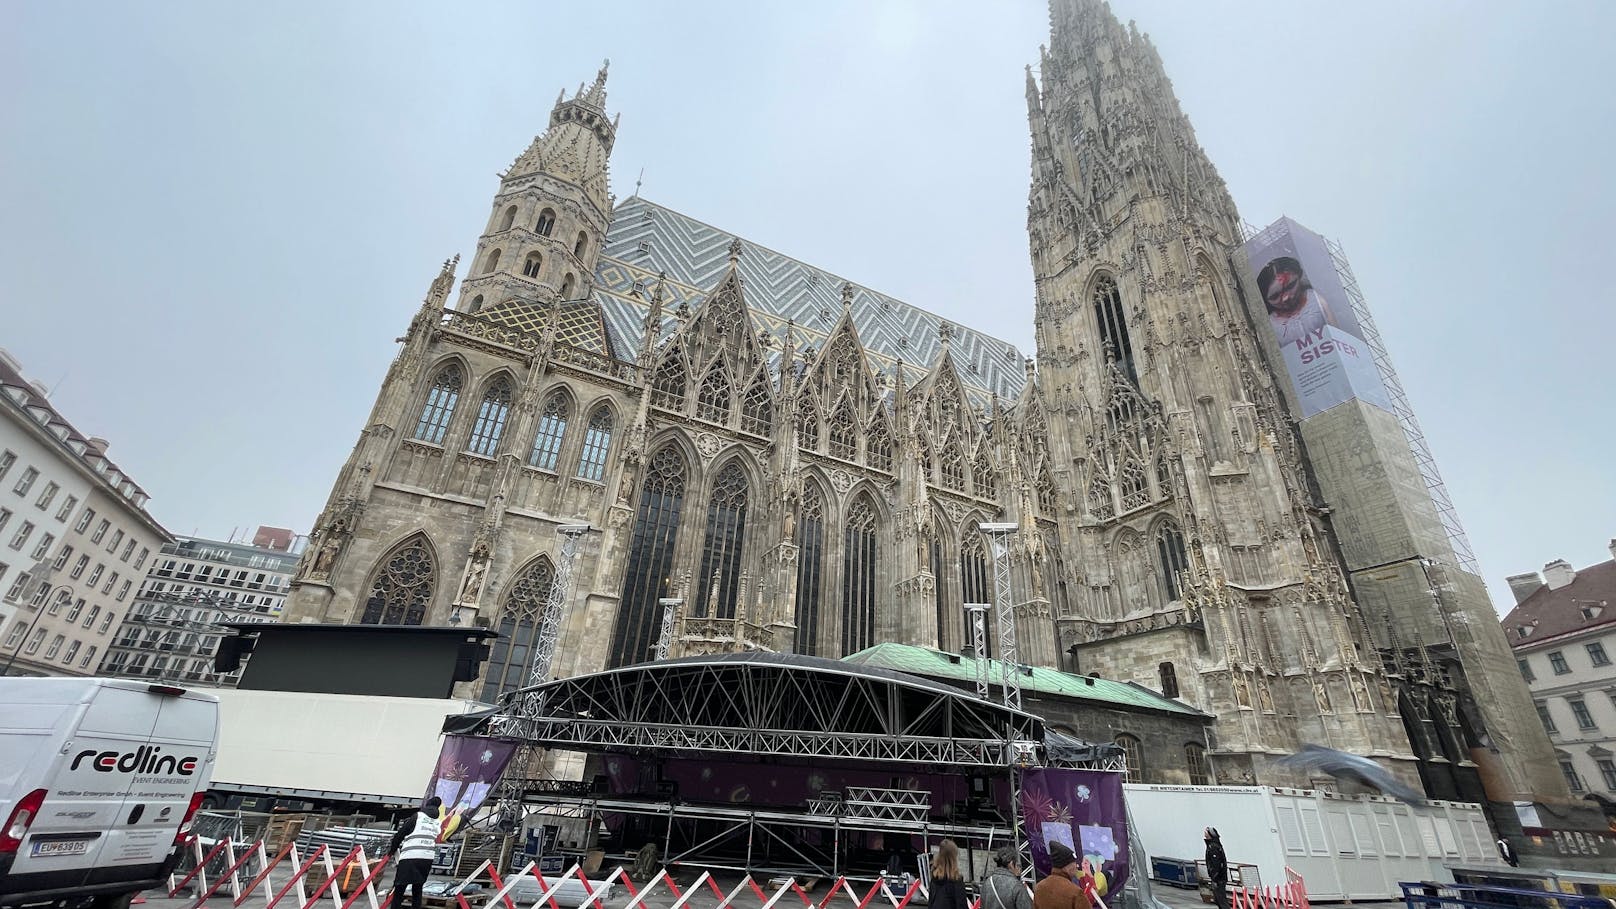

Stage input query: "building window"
[
  {"left": 80, "top": 645, "right": 96, "bottom": 669},
  {"left": 35, "top": 482, "right": 59, "bottom": 511},
  {"left": 1116, "top": 734, "right": 1144, "bottom": 783},
  {"left": 92, "top": 519, "right": 109, "bottom": 544},
  {"left": 359, "top": 535, "right": 435, "bottom": 626},
  {"left": 559, "top": 274, "right": 575, "bottom": 298},
  {"left": 696, "top": 369, "right": 732, "bottom": 424},
  {"left": 13, "top": 467, "right": 39, "bottom": 496},
  {"left": 794, "top": 487, "right": 826, "bottom": 656},
  {"left": 610, "top": 446, "right": 687, "bottom": 667},
  {"left": 867, "top": 419, "right": 892, "bottom": 473},
  {"left": 134, "top": 547, "right": 149, "bottom": 570},
  {"left": 527, "top": 392, "right": 570, "bottom": 471},
  {"left": 1570, "top": 699, "right": 1597, "bottom": 731},
  {"left": 117, "top": 580, "right": 131, "bottom": 601},
  {"left": 413, "top": 365, "right": 463, "bottom": 444},
  {"left": 480, "top": 556, "right": 554, "bottom": 703},
  {"left": 121, "top": 539, "right": 135, "bottom": 561},
  {"left": 498, "top": 205, "right": 516, "bottom": 231},
  {"left": 10, "top": 520, "right": 34, "bottom": 550},
  {"left": 63, "top": 639, "right": 80, "bottom": 665},
  {"left": 104, "top": 529, "right": 121, "bottom": 554},
  {"left": 522, "top": 251, "right": 542, "bottom": 277},
  {"left": 825, "top": 399, "right": 857, "bottom": 461},
  {"left": 1537, "top": 701, "right": 1558, "bottom": 734},
  {"left": 1156, "top": 522, "right": 1190, "bottom": 601},
  {"left": 649, "top": 355, "right": 686, "bottom": 410},
  {"left": 740, "top": 377, "right": 772, "bottom": 436},
  {"left": 4, "top": 572, "right": 27, "bottom": 602},
  {"left": 480, "top": 248, "right": 501, "bottom": 274},
  {"left": 1092, "top": 276, "right": 1137, "bottom": 384},
  {"left": 939, "top": 440, "right": 966, "bottom": 491},
  {"left": 1561, "top": 761, "right": 1584, "bottom": 793},
  {"left": 87, "top": 563, "right": 103, "bottom": 586},
  {"left": 71, "top": 555, "right": 88, "bottom": 579},
  {"left": 1587, "top": 642, "right": 1611, "bottom": 668},
  {"left": 463, "top": 379, "right": 512, "bottom": 458},
  {"left": 55, "top": 495, "right": 77, "bottom": 523},
  {"left": 66, "top": 598, "right": 83, "bottom": 622},
  {"left": 102, "top": 571, "right": 117, "bottom": 595},
  {"left": 47, "top": 590, "right": 68, "bottom": 615},
  {"left": 841, "top": 495, "right": 880, "bottom": 656},
  {"left": 796, "top": 395, "right": 821, "bottom": 451},
  {"left": 1185, "top": 743, "right": 1210, "bottom": 785},
  {"left": 44, "top": 634, "right": 63, "bottom": 659},
  {"left": 23, "top": 628, "right": 45, "bottom": 654},
  {"left": 1518, "top": 658, "right": 1535, "bottom": 682},
  {"left": 0, "top": 451, "right": 13, "bottom": 482},
  {"left": 1549, "top": 651, "right": 1571, "bottom": 675},
  {"left": 1159, "top": 661, "right": 1180, "bottom": 698},
  {"left": 536, "top": 208, "right": 556, "bottom": 236},
  {"left": 75, "top": 508, "right": 95, "bottom": 533},
  {"left": 973, "top": 445, "right": 997, "bottom": 498},
  {"left": 1598, "top": 759, "right": 1616, "bottom": 791},
  {"left": 31, "top": 532, "right": 54, "bottom": 561},
  {"left": 573, "top": 231, "right": 588, "bottom": 259},
  {"left": 693, "top": 462, "right": 749, "bottom": 620},
  {"left": 98, "top": 612, "right": 112, "bottom": 633},
  {"left": 4, "top": 620, "right": 25, "bottom": 648},
  {"left": 960, "top": 532, "right": 991, "bottom": 655},
  {"left": 575, "top": 407, "right": 612, "bottom": 482},
  {"left": 83, "top": 605, "right": 99, "bottom": 629}
]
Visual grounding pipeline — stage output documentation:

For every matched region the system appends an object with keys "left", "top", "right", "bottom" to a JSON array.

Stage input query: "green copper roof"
[{"left": 841, "top": 643, "right": 1208, "bottom": 719}]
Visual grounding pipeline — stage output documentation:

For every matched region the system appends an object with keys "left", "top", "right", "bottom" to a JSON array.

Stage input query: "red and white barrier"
[{"left": 1229, "top": 867, "right": 1308, "bottom": 909}]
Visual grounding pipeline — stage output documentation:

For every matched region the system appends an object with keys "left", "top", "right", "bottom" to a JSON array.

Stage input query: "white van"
[{"left": 0, "top": 679, "right": 219, "bottom": 909}]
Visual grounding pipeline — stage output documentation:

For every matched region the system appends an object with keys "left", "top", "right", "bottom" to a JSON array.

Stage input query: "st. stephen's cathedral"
[{"left": 283, "top": 0, "right": 1557, "bottom": 800}]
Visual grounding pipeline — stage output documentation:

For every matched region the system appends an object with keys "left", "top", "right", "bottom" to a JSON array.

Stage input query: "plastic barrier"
[{"left": 1230, "top": 867, "right": 1308, "bottom": 909}]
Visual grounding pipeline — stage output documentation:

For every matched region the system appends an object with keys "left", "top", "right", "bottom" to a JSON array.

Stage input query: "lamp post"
[{"left": 2, "top": 561, "right": 67, "bottom": 677}]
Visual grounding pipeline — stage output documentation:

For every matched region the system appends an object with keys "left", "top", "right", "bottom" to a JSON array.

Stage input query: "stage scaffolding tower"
[
  {"left": 980, "top": 522, "right": 1022, "bottom": 711},
  {"left": 964, "top": 603, "right": 990, "bottom": 700}
]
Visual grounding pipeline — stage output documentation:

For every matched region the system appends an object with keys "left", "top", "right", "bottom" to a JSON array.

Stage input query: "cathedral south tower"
[{"left": 1026, "top": 0, "right": 1415, "bottom": 783}]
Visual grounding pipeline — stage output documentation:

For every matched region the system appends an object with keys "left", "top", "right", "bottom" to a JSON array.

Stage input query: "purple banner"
[
  {"left": 426, "top": 735, "right": 518, "bottom": 815},
  {"left": 1020, "top": 768, "right": 1128, "bottom": 894}
]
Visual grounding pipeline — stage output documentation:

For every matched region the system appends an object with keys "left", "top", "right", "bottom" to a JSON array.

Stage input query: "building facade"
[
  {"left": 0, "top": 348, "right": 171, "bottom": 677},
  {"left": 1503, "top": 549, "right": 1616, "bottom": 808},
  {"left": 100, "top": 529, "right": 300, "bottom": 685},
  {"left": 281, "top": 1, "right": 1558, "bottom": 813}
]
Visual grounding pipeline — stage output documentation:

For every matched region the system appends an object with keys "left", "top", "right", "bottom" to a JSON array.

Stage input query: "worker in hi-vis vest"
[{"left": 388, "top": 796, "right": 444, "bottom": 909}]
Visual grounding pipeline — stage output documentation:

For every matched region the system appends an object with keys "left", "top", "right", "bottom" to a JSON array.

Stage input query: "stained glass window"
[
  {"left": 610, "top": 447, "right": 687, "bottom": 667},
  {"left": 529, "top": 393, "right": 570, "bottom": 470},
  {"left": 693, "top": 462, "right": 749, "bottom": 619},
  {"left": 414, "top": 365, "right": 463, "bottom": 444},
  {"left": 794, "top": 488, "right": 825, "bottom": 655},
  {"left": 480, "top": 557, "right": 554, "bottom": 703},
  {"left": 1093, "top": 276, "right": 1137, "bottom": 384},
  {"left": 575, "top": 407, "right": 612, "bottom": 482},
  {"left": 841, "top": 496, "right": 879, "bottom": 656},
  {"left": 360, "top": 535, "right": 435, "bottom": 626},
  {"left": 1157, "top": 522, "right": 1190, "bottom": 601},
  {"left": 467, "top": 379, "right": 513, "bottom": 457}
]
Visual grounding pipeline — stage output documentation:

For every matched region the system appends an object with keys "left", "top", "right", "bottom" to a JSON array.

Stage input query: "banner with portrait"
[
  {"left": 1244, "top": 217, "right": 1391, "bottom": 418},
  {"left": 1019, "top": 768, "right": 1129, "bottom": 894},
  {"left": 425, "top": 735, "right": 519, "bottom": 839}
]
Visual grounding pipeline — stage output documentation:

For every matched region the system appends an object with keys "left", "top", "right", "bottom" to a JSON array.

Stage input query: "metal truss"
[
  {"left": 981, "top": 525, "right": 1022, "bottom": 710},
  {"left": 964, "top": 603, "right": 990, "bottom": 700},
  {"left": 654, "top": 597, "right": 681, "bottom": 660},
  {"left": 522, "top": 525, "right": 590, "bottom": 721},
  {"left": 487, "top": 651, "right": 1042, "bottom": 768}
]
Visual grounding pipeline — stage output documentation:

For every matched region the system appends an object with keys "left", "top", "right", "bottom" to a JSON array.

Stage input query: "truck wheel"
[{"left": 91, "top": 892, "right": 135, "bottom": 909}]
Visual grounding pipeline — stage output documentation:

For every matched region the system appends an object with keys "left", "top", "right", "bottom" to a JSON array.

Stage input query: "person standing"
[
  {"left": 929, "top": 840, "right": 970, "bottom": 909},
  {"left": 1496, "top": 835, "right": 1519, "bottom": 867},
  {"left": 388, "top": 796, "right": 444, "bottom": 909},
  {"left": 1204, "top": 827, "right": 1229, "bottom": 909},
  {"left": 1032, "top": 843, "right": 1092, "bottom": 909},
  {"left": 982, "top": 846, "right": 1033, "bottom": 909}
]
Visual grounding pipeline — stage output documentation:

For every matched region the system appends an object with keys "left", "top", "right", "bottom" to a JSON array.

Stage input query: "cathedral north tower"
[{"left": 1026, "top": 0, "right": 1417, "bottom": 783}]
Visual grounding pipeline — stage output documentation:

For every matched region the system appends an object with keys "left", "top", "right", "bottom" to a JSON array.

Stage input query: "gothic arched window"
[
  {"left": 960, "top": 531, "right": 991, "bottom": 656},
  {"left": 482, "top": 248, "right": 502, "bottom": 275},
  {"left": 740, "top": 376, "right": 773, "bottom": 436},
  {"left": 498, "top": 206, "right": 517, "bottom": 231},
  {"left": 1088, "top": 473, "right": 1114, "bottom": 521},
  {"left": 479, "top": 556, "right": 554, "bottom": 702},
  {"left": 522, "top": 251, "right": 542, "bottom": 278},
  {"left": 1156, "top": 521, "right": 1190, "bottom": 602},
  {"left": 828, "top": 399, "right": 857, "bottom": 460},
  {"left": 973, "top": 445, "right": 997, "bottom": 499},
  {"left": 611, "top": 447, "right": 688, "bottom": 667},
  {"left": 650, "top": 355, "right": 686, "bottom": 410},
  {"left": 575, "top": 406, "right": 612, "bottom": 482},
  {"left": 1115, "top": 733, "right": 1144, "bottom": 783},
  {"left": 694, "top": 462, "right": 749, "bottom": 619},
  {"left": 939, "top": 439, "right": 966, "bottom": 491},
  {"left": 574, "top": 231, "right": 588, "bottom": 258},
  {"left": 559, "top": 273, "right": 576, "bottom": 298},
  {"left": 1186, "top": 743, "right": 1210, "bottom": 785},
  {"left": 468, "top": 295, "right": 484, "bottom": 314},
  {"left": 360, "top": 535, "right": 435, "bottom": 626},
  {"left": 1159, "top": 661, "right": 1179, "bottom": 699},
  {"left": 930, "top": 516, "right": 950, "bottom": 650},
  {"left": 528, "top": 392, "right": 570, "bottom": 470},
  {"left": 536, "top": 208, "right": 556, "bottom": 236},
  {"left": 1037, "top": 462, "right": 1057, "bottom": 512},
  {"left": 1093, "top": 275, "right": 1137, "bottom": 384},
  {"left": 466, "top": 378, "right": 514, "bottom": 457},
  {"left": 797, "top": 395, "right": 821, "bottom": 451},
  {"left": 794, "top": 487, "right": 826, "bottom": 655},
  {"left": 1119, "top": 459, "right": 1149, "bottom": 512},
  {"left": 413, "top": 365, "right": 463, "bottom": 444},
  {"left": 841, "top": 495, "right": 879, "bottom": 656},
  {"left": 866, "top": 418, "right": 892, "bottom": 472},
  {"left": 696, "top": 368, "right": 732, "bottom": 424}
]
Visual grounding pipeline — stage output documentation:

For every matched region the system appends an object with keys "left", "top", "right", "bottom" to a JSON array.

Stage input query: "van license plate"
[{"left": 32, "top": 840, "right": 92, "bottom": 857}]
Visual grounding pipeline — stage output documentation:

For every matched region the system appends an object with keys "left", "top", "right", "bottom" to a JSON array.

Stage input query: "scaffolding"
[
  {"left": 1323, "top": 235, "right": 1480, "bottom": 573},
  {"left": 980, "top": 523, "right": 1023, "bottom": 711}
]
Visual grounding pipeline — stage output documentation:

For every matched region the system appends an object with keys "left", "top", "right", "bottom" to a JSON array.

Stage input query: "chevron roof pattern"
[{"left": 589, "top": 196, "right": 1027, "bottom": 405}]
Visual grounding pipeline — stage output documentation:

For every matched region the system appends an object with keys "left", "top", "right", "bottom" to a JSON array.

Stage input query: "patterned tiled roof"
[
  {"left": 590, "top": 196, "right": 1028, "bottom": 404},
  {"left": 479, "top": 298, "right": 620, "bottom": 359}
]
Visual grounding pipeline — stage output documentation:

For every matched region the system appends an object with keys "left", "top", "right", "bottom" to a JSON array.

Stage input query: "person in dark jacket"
[
  {"left": 1204, "top": 827, "right": 1229, "bottom": 909},
  {"left": 981, "top": 846, "right": 1032, "bottom": 909},
  {"left": 1032, "top": 842, "right": 1091, "bottom": 909},
  {"left": 929, "top": 839, "right": 969, "bottom": 909},
  {"left": 388, "top": 797, "right": 444, "bottom": 909}
]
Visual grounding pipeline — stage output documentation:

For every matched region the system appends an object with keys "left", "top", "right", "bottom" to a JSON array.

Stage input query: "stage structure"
[{"left": 453, "top": 652, "right": 1079, "bottom": 880}]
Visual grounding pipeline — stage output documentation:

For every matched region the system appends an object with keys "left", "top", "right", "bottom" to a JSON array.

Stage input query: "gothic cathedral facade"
[{"left": 283, "top": 3, "right": 1545, "bottom": 796}]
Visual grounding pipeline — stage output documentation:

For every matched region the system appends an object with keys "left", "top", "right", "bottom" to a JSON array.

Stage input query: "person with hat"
[
  {"left": 388, "top": 796, "right": 444, "bottom": 909},
  {"left": 1032, "top": 841, "right": 1092, "bottom": 909},
  {"left": 1204, "top": 827, "right": 1229, "bottom": 909}
]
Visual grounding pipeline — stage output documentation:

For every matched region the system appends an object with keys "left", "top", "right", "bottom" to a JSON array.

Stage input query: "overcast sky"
[{"left": 3, "top": 1, "right": 1612, "bottom": 611}]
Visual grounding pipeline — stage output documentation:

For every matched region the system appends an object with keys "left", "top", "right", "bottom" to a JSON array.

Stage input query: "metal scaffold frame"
[
  {"left": 1323, "top": 236, "right": 1479, "bottom": 573},
  {"left": 980, "top": 523, "right": 1022, "bottom": 711},
  {"left": 520, "top": 524, "right": 591, "bottom": 727},
  {"left": 964, "top": 603, "right": 990, "bottom": 700}
]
